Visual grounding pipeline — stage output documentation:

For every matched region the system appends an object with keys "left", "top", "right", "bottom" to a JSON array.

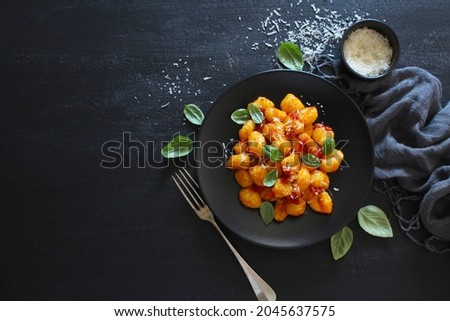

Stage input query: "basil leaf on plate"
[
  {"left": 322, "top": 137, "right": 336, "bottom": 156},
  {"left": 230, "top": 108, "right": 250, "bottom": 124},
  {"left": 161, "top": 135, "right": 193, "bottom": 158},
  {"left": 259, "top": 201, "right": 274, "bottom": 225},
  {"left": 357, "top": 205, "right": 393, "bottom": 238},
  {"left": 330, "top": 226, "right": 353, "bottom": 260},
  {"left": 183, "top": 104, "right": 204, "bottom": 125},
  {"left": 302, "top": 153, "right": 321, "bottom": 168},
  {"left": 263, "top": 145, "right": 283, "bottom": 162},
  {"left": 263, "top": 169, "right": 278, "bottom": 187},
  {"left": 277, "top": 42, "right": 304, "bottom": 71},
  {"left": 247, "top": 103, "right": 264, "bottom": 124}
]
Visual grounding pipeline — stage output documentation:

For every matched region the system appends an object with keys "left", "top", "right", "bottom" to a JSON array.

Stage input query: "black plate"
[{"left": 196, "top": 70, "right": 374, "bottom": 249}]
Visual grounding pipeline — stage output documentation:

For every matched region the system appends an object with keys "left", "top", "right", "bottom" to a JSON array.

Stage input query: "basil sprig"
[
  {"left": 259, "top": 201, "right": 274, "bottom": 226},
  {"left": 357, "top": 205, "right": 393, "bottom": 238},
  {"left": 277, "top": 42, "right": 304, "bottom": 71},
  {"left": 230, "top": 104, "right": 264, "bottom": 125},
  {"left": 263, "top": 145, "right": 283, "bottom": 162},
  {"left": 302, "top": 153, "right": 320, "bottom": 168},
  {"left": 247, "top": 103, "right": 264, "bottom": 124},
  {"left": 322, "top": 137, "right": 335, "bottom": 156},
  {"left": 263, "top": 169, "right": 278, "bottom": 187},
  {"left": 161, "top": 135, "right": 193, "bottom": 158},
  {"left": 330, "top": 226, "right": 353, "bottom": 260},
  {"left": 183, "top": 104, "right": 204, "bottom": 125},
  {"left": 330, "top": 205, "right": 393, "bottom": 260},
  {"left": 230, "top": 108, "right": 250, "bottom": 124}
]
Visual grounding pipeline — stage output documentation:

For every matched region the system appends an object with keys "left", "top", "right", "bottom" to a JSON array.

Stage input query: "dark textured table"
[{"left": 1, "top": 0, "right": 449, "bottom": 300}]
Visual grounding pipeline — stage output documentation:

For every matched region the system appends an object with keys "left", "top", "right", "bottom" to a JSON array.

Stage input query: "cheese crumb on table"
[{"left": 343, "top": 27, "right": 393, "bottom": 77}]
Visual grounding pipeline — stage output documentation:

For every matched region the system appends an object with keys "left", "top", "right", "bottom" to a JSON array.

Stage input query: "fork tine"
[
  {"left": 178, "top": 169, "right": 204, "bottom": 206},
  {"left": 172, "top": 173, "right": 200, "bottom": 212},
  {"left": 172, "top": 170, "right": 204, "bottom": 211},
  {"left": 180, "top": 167, "right": 199, "bottom": 189}
]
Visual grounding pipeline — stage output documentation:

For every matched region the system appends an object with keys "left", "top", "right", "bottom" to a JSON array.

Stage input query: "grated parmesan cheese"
[
  {"left": 243, "top": 4, "right": 369, "bottom": 68},
  {"left": 342, "top": 27, "right": 393, "bottom": 77}
]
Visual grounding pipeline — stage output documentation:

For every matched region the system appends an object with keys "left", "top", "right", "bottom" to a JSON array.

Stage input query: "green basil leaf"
[
  {"left": 322, "top": 137, "right": 336, "bottom": 156},
  {"left": 302, "top": 153, "right": 321, "bottom": 168},
  {"left": 263, "top": 145, "right": 283, "bottom": 162},
  {"left": 259, "top": 201, "right": 274, "bottom": 226},
  {"left": 263, "top": 169, "right": 278, "bottom": 187},
  {"left": 357, "top": 205, "right": 394, "bottom": 238},
  {"left": 330, "top": 226, "right": 353, "bottom": 260},
  {"left": 183, "top": 104, "right": 204, "bottom": 126},
  {"left": 161, "top": 135, "right": 193, "bottom": 158},
  {"left": 277, "top": 42, "right": 304, "bottom": 71},
  {"left": 247, "top": 103, "right": 264, "bottom": 124},
  {"left": 230, "top": 108, "right": 250, "bottom": 124}
]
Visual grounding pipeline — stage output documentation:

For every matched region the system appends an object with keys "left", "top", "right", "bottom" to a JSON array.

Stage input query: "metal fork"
[{"left": 172, "top": 168, "right": 276, "bottom": 301}]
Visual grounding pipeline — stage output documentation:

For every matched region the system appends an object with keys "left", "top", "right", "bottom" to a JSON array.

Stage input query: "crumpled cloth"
[{"left": 313, "top": 60, "right": 450, "bottom": 252}]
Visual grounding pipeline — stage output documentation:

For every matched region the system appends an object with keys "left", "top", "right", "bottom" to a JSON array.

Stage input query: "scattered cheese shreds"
[
  {"left": 155, "top": 3, "right": 371, "bottom": 105},
  {"left": 241, "top": 4, "right": 369, "bottom": 67}
]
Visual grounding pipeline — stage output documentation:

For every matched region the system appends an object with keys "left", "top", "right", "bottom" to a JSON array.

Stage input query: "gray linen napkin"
[{"left": 314, "top": 61, "right": 450, "bottom": 252}]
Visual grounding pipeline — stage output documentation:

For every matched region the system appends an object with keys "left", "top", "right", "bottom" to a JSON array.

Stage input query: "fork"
[{"left": 172, "top": 168, "right": 277, "bottom": 301}]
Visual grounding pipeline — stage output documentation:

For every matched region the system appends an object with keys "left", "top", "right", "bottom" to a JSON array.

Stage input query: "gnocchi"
[{"left": 226, "top": 94, "right": 345, "bottom": 223}]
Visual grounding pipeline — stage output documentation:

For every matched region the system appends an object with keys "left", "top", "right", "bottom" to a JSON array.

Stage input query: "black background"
[{"left": 1, "top": 0, "right": 449, "bottom": 300}]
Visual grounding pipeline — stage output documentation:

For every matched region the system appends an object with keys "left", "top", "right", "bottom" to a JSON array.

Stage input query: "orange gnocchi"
[{"left": 226, "top": 94, "right": 345, "bottom": 223}]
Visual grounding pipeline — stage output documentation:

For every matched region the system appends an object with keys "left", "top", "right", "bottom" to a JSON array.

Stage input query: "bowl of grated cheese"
[{"left": 340, "top": 19, "right": 400, "bottom": 79}]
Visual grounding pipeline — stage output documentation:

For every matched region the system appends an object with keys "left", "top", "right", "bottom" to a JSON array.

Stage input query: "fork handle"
[{"left": 210, "top": 220, "right": 277, "bottom": 301}]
